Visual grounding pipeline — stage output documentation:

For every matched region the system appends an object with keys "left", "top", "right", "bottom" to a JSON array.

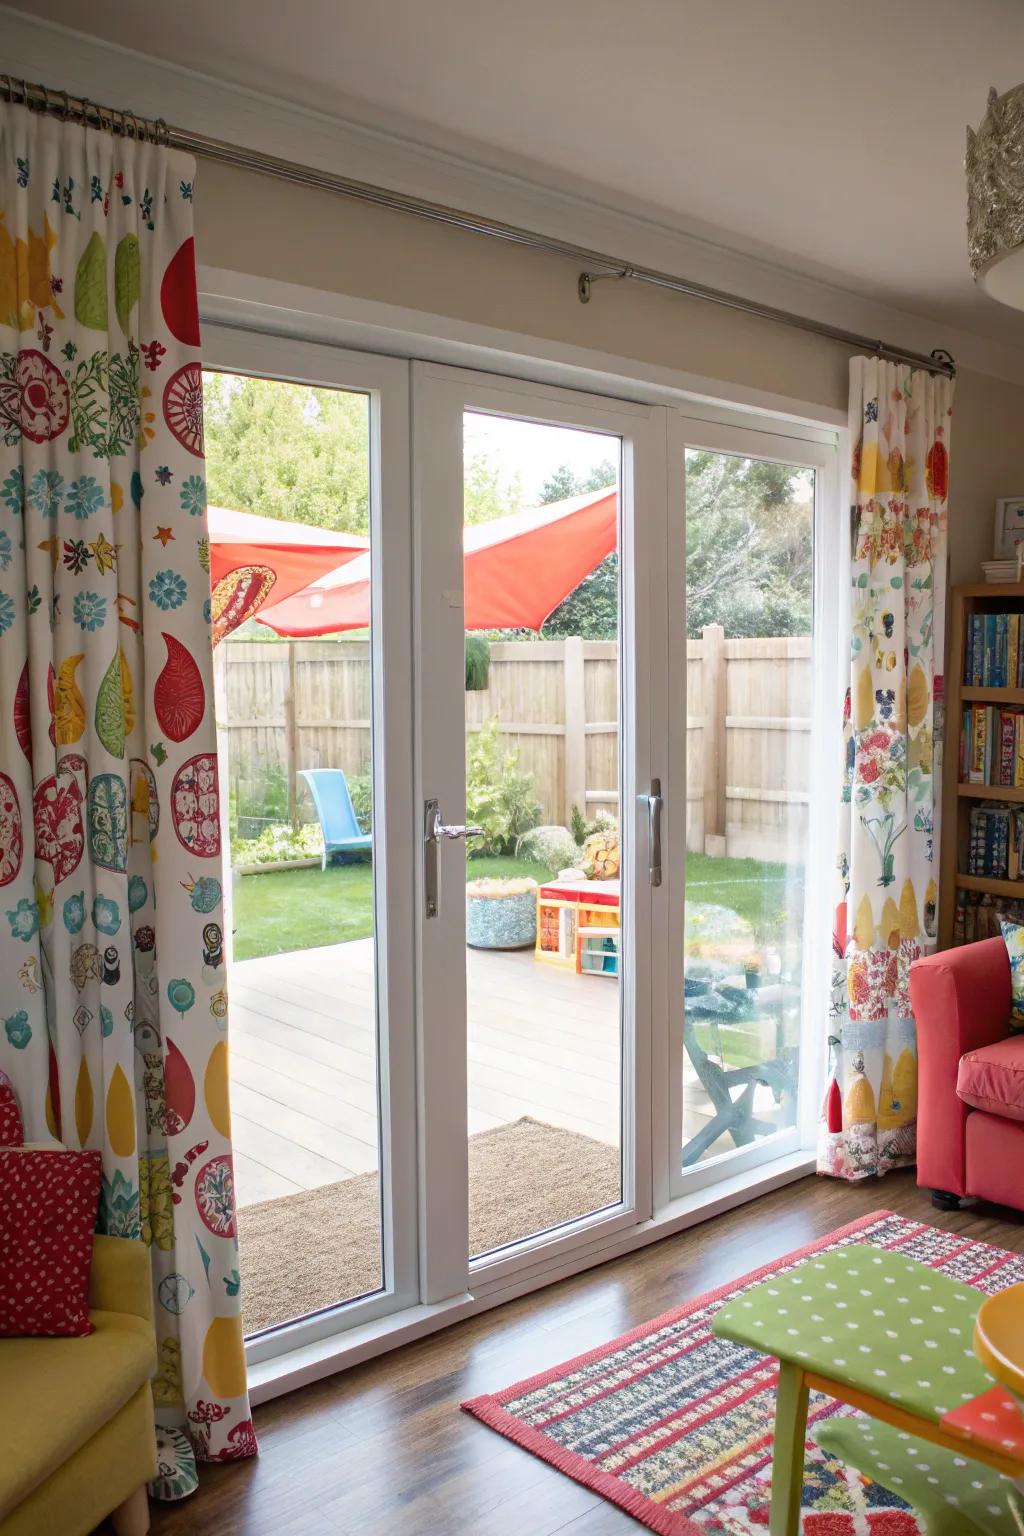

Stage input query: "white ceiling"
[{"left": 15, "top": 0, "right": 1024, "bottom": 352}]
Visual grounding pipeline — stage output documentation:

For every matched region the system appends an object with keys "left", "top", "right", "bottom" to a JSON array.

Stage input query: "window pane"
[
  {"left": 204, "top": 371, "right": 384, "bottom": 1333},
  {"left": 683, "top": 448, "right": 814, "bottom": 1170}
]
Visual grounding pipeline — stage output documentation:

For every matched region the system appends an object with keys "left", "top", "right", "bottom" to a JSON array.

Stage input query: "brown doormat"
[{"left": 237, "top": 1117, "right": 621, "bottom": 1336}]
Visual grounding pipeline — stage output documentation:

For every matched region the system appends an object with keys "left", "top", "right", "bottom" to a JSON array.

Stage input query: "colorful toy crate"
[
  {"left": 535, "top": 878, "right": 620, "bottom": 969},
  {"left": 577, "top": 925, "right": 620, "bottom": 977}
]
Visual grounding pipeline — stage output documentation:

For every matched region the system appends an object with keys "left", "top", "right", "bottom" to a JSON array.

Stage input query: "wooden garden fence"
[{"left": 219, "top": 630, "right": 812, "bottom": 862}]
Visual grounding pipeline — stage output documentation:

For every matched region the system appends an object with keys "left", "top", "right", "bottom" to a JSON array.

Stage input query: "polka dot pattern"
[{"left": 0, "top": 1147, "right": 102, "bottom": 1336}]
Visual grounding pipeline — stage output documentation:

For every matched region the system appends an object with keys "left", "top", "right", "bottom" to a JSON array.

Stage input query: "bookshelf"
[{"left": 940, "top": 582, "right": 1024, "bottom": 947}]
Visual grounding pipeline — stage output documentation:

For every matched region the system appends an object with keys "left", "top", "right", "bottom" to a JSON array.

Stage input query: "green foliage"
[
  {"left": 232, "top": 822, "right": 323, "bottom": 867},
  {"left": 569, "top": 804, "right": 617, "bottom": 843},
  {"left": 465, "top": 718, "right": 541, "bottom": 855},
  {"left": 516, "top": 824, "right": 581, "bottom": 874},
  {"left": 465, "top": 634, "right": 491, "bottom": 691},
  {"left": 346, "top": 772, "right": 373, "bottom": 834},
  {"left": 537, "top": 459, "right": 619, "bottom": 640},
  {"left": 684, "top": 451, "right": 812, "bottom": 638},
  {"left": 203, "top": 372, "right": 370, "bottom": 533},
  {"left": 464, "top": 451, "right": 523, "bottom": 525}
]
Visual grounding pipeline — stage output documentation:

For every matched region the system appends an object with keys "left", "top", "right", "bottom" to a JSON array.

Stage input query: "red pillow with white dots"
[
  {"left": 0, "top": 1147, "right": 102, "bottom": 1336},
  {"left": 0, "top": 1072, "right": 23, "bottom": 1146}
]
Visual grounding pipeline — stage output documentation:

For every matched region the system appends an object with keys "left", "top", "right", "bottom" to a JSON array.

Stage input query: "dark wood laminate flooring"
[{"left": 127, "top": 1173, "right": 1024, "bottom": 1535}]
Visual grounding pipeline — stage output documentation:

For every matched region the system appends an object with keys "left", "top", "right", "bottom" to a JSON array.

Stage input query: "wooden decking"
[{"left": 228, "top": 938, "right": 768, "bottom": 1208}]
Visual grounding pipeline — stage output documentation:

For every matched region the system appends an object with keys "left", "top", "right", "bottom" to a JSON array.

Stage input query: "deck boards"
[{"left": 228, "top": 938, "right": 748, "bottom": 1208}]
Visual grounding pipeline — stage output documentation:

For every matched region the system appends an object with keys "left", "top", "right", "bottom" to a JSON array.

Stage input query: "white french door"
[
  {"left": 199, "top": 312, "right": 837, "bottom": 1373},
  {"left": 412, "top": 364, "right": 667, "bottom": 1297}
]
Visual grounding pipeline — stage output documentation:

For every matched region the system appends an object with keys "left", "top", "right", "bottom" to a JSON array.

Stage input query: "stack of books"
[
  {"left": 961, "top": 705, "right": 1024, "bottom": 785},
  {"left": 953, "top": 890, "right": 1024, "bottom": 944},
  {"left": 980, "top": 560, "right": 1021, "bottom": 584},
  {"left": 966, "top": 805, "right": 1024, "bottom": 879},
  {"left": 964, "top": 611, "right": 1024, "bottom": 686}
]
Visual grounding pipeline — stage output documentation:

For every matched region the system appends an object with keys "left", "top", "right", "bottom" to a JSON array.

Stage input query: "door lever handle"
[
  {"left": 648, "top": 778, "right": 663, "bottom": 888},
  {"left": 424, "top": 799, "right": 484, "bottom": 918}
]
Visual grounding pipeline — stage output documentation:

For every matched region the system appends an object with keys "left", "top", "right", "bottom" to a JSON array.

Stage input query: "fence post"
[
  {"left": 702, "top": 624, "right": 727, "bottom": 856},
  {"left": 286, "top": 641, "right": 299, "bottom": 830},
  {"left": 563, "top": 636, "right": 587, "bottom": 828}
]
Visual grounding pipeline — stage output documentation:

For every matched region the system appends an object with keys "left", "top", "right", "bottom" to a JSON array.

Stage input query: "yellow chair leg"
[
  {"left": 770, "top": 1361, "right": 809, "bottom": 1536},
  {"left": 111, "top": 1484, "right": 150, "bottom": 1536}
]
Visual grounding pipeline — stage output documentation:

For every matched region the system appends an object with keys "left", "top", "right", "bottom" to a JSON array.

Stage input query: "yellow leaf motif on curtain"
[
  {"left": 878, "top": 1050, "right": 917, "bottom": 1128},
  {"left": 105, "top": 1062, "right": 136, "bottom": 1158},
  {"left": 151, "top": 1337, "right": 184, "bottom": 1409},
  {"left": 907, "top": 663, "right": 929, "bottom": 729},
  {"left": 845, "top": 1074, "right": 876, "bottom": 1126},
  {"left": 880, "top": 897, "right": 901, "bottom": 949},
  {"left": 857, "top": 440, "right": 891, "bottom": 495},
  {"left": 140, "top": 1152, "right": 174, "bottom": 1251},
  {"left": 855, "top": 666, "right": 875, "bottom": 730},
  {"left": 0, "top": 209, "right": 63, "bottom": 328},
  {"left": 75, "top": 1058, "right": 93, "bottom": 1147},
  {"left": 54, "top": 654, "right": 86, "bottom": 745},
  {"left": 853, "top": 894, "right": 875, "bottom": 950},
  {"left": 899, "top": 880, "right": 920, "bottom": 942}
]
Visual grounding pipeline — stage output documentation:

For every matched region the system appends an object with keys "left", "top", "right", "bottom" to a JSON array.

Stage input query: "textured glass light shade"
[{"left": 967, "top": 84, "right": 1024, "bottom": 310}]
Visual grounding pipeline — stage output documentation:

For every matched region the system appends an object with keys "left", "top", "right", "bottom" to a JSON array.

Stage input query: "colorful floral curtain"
[
  {"left": 818, "top": 356, "right": 953, "bottom": 1181},
  {"left": 0, "top": 103, "right": 255, "bottom": 1488}
]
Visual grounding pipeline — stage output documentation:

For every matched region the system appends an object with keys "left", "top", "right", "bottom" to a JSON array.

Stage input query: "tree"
[
  {"left": 203, "top": 372, "right": 370, "bottom": 533},
  {"left": 538, "top": 460, "right": 619, "bottom": 639}
]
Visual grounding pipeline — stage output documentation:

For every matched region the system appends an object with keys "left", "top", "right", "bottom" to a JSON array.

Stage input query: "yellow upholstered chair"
[{"left": 0, "top": 1234, "right": 158, "bottom": 1536}]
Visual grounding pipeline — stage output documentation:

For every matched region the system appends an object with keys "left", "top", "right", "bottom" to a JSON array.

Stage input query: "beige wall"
[{"left": 194, "top": 160, "right": 1024, "bottom": 585}]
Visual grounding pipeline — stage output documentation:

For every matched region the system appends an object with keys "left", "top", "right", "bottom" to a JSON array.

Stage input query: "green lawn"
[
  {"left": 232, "top": 853, "right": 553, "bottom": 960},
  {"left": 232, "top": 850, "right": 799, "bottom": 961}
]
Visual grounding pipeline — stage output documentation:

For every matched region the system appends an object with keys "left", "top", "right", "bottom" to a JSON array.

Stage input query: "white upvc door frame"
[
  {"left": 198, "top": 326, "right": 421, "bottom": 1362},
  {"left": 411, "top": 361, "right": 668, "bottom": 1301},
  {"left": 665, "top": 410, "right": 842, "bottom": 1202}
]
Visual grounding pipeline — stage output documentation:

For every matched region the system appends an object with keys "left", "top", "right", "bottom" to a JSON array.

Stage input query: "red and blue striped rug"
[{"left": 462, "top": 1210, "right": 1024, "bottom": 1535}]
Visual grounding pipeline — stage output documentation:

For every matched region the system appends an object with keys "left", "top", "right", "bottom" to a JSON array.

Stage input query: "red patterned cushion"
[
  {"left": 0, "top": 1148, "right": 102, "bottom": 1336},
  {"left": 0, "top": 1072, "right": 23, "bottom": 1146}
]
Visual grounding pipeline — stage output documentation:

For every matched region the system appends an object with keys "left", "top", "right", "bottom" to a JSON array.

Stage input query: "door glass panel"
[
  {"left": 682, "top": 448, "right": 814, "bottom": 1170},
  {"left": 462, "top": 411, "right": 624, "bottom": 1258},
  {"left": 203, "top": 370, "right": 384, "bottom": 1332}
]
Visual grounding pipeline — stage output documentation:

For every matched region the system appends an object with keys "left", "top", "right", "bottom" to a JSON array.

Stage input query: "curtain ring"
[
  {"left": 0, "top": 76, "right": 11, "bottom": 104},
  {"left": 59, "top": 88, "right": 70, "bottom": 121},
  {"left": 155, "top": 117, "right": 169, "bottom": 147}
]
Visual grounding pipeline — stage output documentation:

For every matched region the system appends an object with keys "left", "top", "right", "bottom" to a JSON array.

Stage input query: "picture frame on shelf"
[{"left": 994, "top": 497, "right": 1024, "bottom": 563}]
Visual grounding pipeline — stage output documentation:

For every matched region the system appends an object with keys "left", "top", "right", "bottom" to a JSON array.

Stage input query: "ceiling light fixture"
[{"left": 967, "top": 85, "right": 1024, "bottom": 310}]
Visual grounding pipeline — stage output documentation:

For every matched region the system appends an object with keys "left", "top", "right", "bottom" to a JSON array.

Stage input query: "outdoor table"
[{"left": 712, "top": 1244, "right": 1024, "bottom": 1536}]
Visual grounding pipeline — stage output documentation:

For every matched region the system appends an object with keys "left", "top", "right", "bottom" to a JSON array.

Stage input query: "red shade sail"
[
  {"left": 254, "top": 487, "right": 618, "bottom": 636},
  {"left": 207, "top": 506, "right": 368, "bottom": 644}
]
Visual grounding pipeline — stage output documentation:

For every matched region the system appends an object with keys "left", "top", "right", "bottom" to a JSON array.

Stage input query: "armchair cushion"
[
  {"left": 0, "top": 1308, "right": 155, "bottom": 1520},
  {"left": 1000, "top": 918, "right": 1024, "bottom": 1030},
  {"left": 958, "top": 1034, "right": 1024, "bottom": 1123}
]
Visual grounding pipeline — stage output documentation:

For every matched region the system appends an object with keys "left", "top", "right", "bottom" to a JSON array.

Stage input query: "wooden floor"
[
  {"left": 142, "top": 1172, "right": 1024, "bottom": 1536},
  {"left": 230, "top": 940, "right": 768, "bottom": 1207}
]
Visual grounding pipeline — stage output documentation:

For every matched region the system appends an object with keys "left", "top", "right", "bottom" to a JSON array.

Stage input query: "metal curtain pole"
[{"left": 0, "top": 74, "right": 957, "bottom": 378}]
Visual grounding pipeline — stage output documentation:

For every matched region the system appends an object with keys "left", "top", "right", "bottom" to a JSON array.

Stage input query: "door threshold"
[{"left": 247, "top": 1147, "right": 814, "bottom": 1405}]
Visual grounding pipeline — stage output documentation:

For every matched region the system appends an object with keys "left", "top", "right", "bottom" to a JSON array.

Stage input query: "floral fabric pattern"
[
  {"left": 1000, "top": 919, "right": 1024, "bottom": 1032},
  {"left": 819, "top": 357, "right": 953, "bottom": 1181},
  {"left": 0, "top": 104, "right": 253, "bottom": 1486}
]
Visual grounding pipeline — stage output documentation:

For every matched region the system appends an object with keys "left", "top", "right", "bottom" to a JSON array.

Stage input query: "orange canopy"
[
  {"left": 207, "top": 506, "right": 368, "bottom": 644},
  {"left": 255, "top": 487, "right": 617, "bottom": 636}
]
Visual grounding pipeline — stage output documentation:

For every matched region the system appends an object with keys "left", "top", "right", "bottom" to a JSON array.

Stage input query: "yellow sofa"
[{"left": 0, "top": 1234, "right": 158, "bottom": 1536}]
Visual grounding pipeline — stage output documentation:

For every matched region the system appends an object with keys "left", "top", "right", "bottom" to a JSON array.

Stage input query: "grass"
[
  {"left": 233, "top": 853, "right": 554, "bottom": 960},
  {"left": 233, "top": 848, "right": 798, "bottom": 962}
]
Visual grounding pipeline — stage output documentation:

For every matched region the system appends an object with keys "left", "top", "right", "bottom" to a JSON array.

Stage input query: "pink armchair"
[{"left": 909, "top": 937, "right": 1024, "bottom": 1213}]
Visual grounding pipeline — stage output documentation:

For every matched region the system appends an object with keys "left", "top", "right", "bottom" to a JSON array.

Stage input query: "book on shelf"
[
  {"left": 964, "top": 804, "right": 1024, "bottom": 880},
  {"left": 953, "top": 889, "right": 1024, "bottom": 946},
  {"left": 959, "top": 705, "right": 1024, "bottom": 786},
  {"left": 964, "top": 608, "right": 1024, "bottom": 688}
]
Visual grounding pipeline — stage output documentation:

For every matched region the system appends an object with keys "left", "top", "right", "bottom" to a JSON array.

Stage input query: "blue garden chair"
[{"left": 299, "top": 769, "right": 373, "bottom": 870}]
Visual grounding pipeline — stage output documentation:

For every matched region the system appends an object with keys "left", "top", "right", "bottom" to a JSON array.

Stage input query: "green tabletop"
[{"left": 713, "top": 1244, "right": 995, "bottom": 1422}]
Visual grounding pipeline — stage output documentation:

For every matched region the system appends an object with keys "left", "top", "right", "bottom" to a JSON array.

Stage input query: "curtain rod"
[{"left": 1, "top": 75, "right": 957, "bottom": 379}]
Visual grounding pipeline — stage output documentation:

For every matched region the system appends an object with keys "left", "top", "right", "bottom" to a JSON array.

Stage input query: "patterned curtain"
[
  {"left": 0, "top": 104, "right": 254, "bottom": 1491},
  {"left": 818, "top": 357, "right": 953, "bottom": 1181}
]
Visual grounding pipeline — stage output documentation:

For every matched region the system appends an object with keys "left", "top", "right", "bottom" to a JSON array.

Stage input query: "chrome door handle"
[
  {"left": 424, "top": 799, "right": 485, "bottom": 918},
  {"left": 648, "top": 778, "right": 663, "bottom": 888}
]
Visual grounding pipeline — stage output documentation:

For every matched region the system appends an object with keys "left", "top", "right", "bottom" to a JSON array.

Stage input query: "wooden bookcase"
[{"left": 939, "top": 582, "right": 1024, "bottom": 947}]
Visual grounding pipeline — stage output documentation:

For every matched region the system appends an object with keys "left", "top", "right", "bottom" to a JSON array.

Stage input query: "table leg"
[{"left": 770, "top": 1361, "right": 809, "bottom": 1536}]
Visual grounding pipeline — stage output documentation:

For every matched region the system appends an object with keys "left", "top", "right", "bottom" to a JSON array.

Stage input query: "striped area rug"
[{"left": 462, "top": 1210, "right": 1024, "bottom": 1535}]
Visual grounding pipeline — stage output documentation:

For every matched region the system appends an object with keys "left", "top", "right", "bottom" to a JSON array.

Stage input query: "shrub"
[
  {"left": 465, "top": 635, "right": 491, "bottom": 691},
  {"left": 466, "top": 718, "right": 541, "bottom": 855},
  {"left": 232, "top": 822, "right": 323, "bottom": 867},
  {"left": 517, "top": 824, "right": 581, "bottom": 874},
  {"left": 570, "top": 803, "right": 617, "bottom": 844},
  {"left": 346, "top": 772, "right": 372, "bottom": 834}
]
